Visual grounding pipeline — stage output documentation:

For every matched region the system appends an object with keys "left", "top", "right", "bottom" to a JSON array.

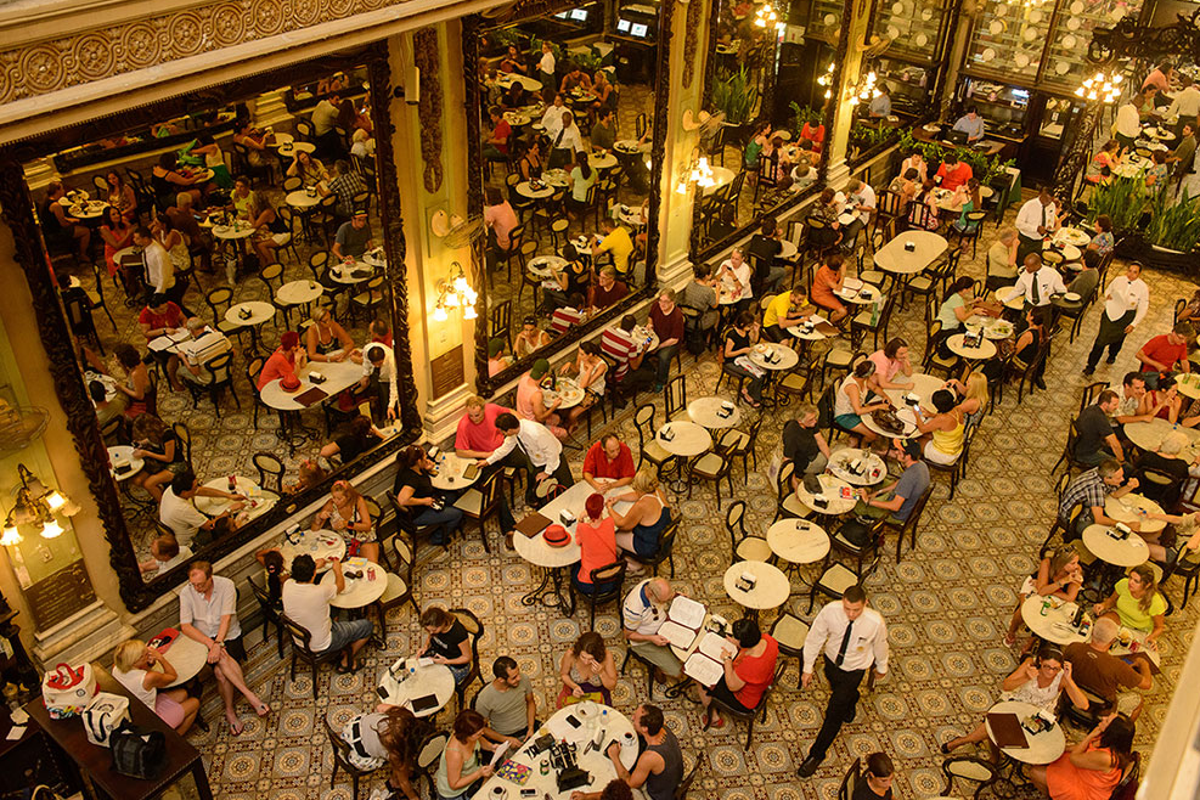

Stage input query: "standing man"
[
  {"left": 479, "top": 412, "right": 572, "bottom": 504},
  {"left": 1114, "top": 91, "right": 1150, "bottom": 149},
  {"left": 1014, "top": 186, "right": 1060, "bottom": 265},
  {"left": 476, "top": 656, "right": 538, "bottom": 745},
  {"left": 1166, "top": 74, "right": 1200, "bottom": 136},
  {"left": 133, "top": 226, "right": 175, "bottom": 303},
  {"left": 1085, "top": 262, "right": 1150, "bottom": 375},
  {"left": 796, "top": 585, "right": 890, "bottom": 777},
  {"left": 549, "top": 110, "right": 584, "bottom": 169},
  {"left": 1013, "top": 253, "right": 1066, "bottom": 311},
  {"left": 359, "top": 341, "right": 399, "bottom": 421}
]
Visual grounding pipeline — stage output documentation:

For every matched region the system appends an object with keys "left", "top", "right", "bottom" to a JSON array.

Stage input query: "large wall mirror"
[
  {"left": 0, "top": 45, "right": 420, "bottom": 611},
  {"left": 463, "top": 0, "right": 672, "bottom": 396},
  {"left": 690, "top": 0, "right": 835, "bottom": 261}
]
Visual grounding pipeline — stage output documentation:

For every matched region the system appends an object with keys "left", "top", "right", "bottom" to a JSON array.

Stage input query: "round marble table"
[
  {"left": 963, "top": 315, "right": 1015, "bottom": 340},
  {"left": 766, "top": 518, "right": 830, "bottom": 565},
  {"left": 795, "top": 474, "right": 859, "bottom": 515},
  {"left": 542, "top": 377, "right": 585, "bottom": 410},
  {"left": 527, "top": 255, "right": 567, "bottom": 279},
  {"left": 1123, "top": 419, "right": 1200, "bottom": 460},
  {"left": 286, "top": 189, "right": 324, "bottom": 209},
  {"left": 1104, "top": 493, "right": 1166, "bottom": 534},
  {"left": 787, "top": 314, "right": 832, "bottom": 342},
  {"left": 225, "top": 301, "right": 275, "bottom": 329},
  {"left": 834, "top": 281, "right": 883, "bottom": 306},
  {"left": 377, "top": 658, "right": 455, "bottom": 718},
  {"left": 321, "top": 557, "right": 388, "bottom": 609},
  {"left": 157, "top": 635, "right": 210, "bottom": 689},
  {"left": 276, "top": 279, "right": 325, "bottom": 307},
  {"left": 516, "top": 181, "right": 555, "bottom": 200},
  {"left": 430, "top": 453, "right": 481, "bottom": 491},
  {"left": 749, "top": 342, "right": 800, "bottom": 370},
  {"left": 212, "top": 222, "right": 257, "bottom": 242},
  {"left": 277, "top": 141, "right": 317, "bottom": 156},
  {"left": 589, "top": 152, "right": 618, "bottom": 170},
  {"left": 1019, "top": 595, "right": 1090, "bottom": 647},
  {"left": 687, "top": 397, "right": 743, "bottom": 429},
  {"left": 279, "top": 529, "right": 347, "bottom": 569},
  {"left": 1053, "top": 227, "right": 1092, "bottom": 248},
  {"left": 874, "top": 231, "right": 948, "bottom": 276},
  {"left": 1081, "top": 523, "right": 1150, "bottom": 568},
  {"left": 881, "top": 372, "right": 944, "bottom": 413},
  {"left": 985, "top": 700, "right": 1066, "bottom": 765},
  {"left": 108, "top": 445, "right": 144, "bottom": 481},
  {"left": 828, "top": 448, "right": 887, "bottom": 486},
  {"left": 656, "top": 421, "right": 712, "bottom": 457},
  {"left": 723, "top": 560, "right": 791, "bottom": 611},
  {"left": 946, "top": 333, "right": 997, "bottom": 360}
]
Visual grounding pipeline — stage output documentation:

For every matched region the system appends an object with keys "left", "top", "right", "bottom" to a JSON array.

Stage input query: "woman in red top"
[
  {"left": 698, "top": 618, "right": 778, "bottom": 728},
  {"left": 810, "top": 253, "right": 848, "bottom": 324},
  {"left": 572, "top": 493, "right": 619, "bottom": 596},
  {"left": 1029, "top": 713, "right": 1133, "bottom": 800},
  {"left": 256, "top": 331, "right": 306, "bottom": 391}
]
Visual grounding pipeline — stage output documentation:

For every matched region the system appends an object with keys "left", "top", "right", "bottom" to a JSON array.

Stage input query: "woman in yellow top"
[
  {"left": 1092, "top": 564, "right": 1167, "bottom": 646},
  {"left": 913, "top": 388, "right": 964, "bottom": 464}
]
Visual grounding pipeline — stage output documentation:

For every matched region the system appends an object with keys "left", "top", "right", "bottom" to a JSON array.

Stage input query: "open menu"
[
  {"left": 683, "top": 632, "right": 738, "bottom": 687},
  {"left": 655, "top": 596, "right": 707, "bottom": 651}
]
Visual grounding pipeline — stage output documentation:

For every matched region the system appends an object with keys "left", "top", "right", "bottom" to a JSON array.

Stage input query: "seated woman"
[
  {"left": 1093, "top": 564, "right": 1166, "bottom": 647},
  {"left": 1087, "top": 140, "right": 1124, "bottom": 184},
  {"left": 608, "top": 469, "right": 672, "bottom": 575},
  {"left": 1145, "top": 150, "right": 1169, "bottom": 188},
  {"left": 945, "top": 370, "right": 989, "bottom": 428},
  {"left": 393, "top": 445, "right": 463, "bottom": 546},
  {"left": 112, "top": 639, "right": 201, "bottom": 735},
  {"left": 418, "top": 606, "right": 473, "bottom": 686},
  {"left": 950, "top": 178, "right": 983, "bottom": 235},
  {"left": 1084, "top": 214, "right": 1115, "bottom": 269},
  {"left": 1028, "top": 714, "right": 1134, "bottom": 800},
  {"left": 114, "top": 343, "right": 152, "bottom": 420},
  {"left": 246, "top": 190, "right": 291, "bottom": 267},
  {"left": 937, "top": 276, "right": 997, "bottom": 335},
  {"left": 833, "top": 360, "right": 891, "bottom": 444},
  {"left": 559, "top": 340, "right": 607, "bottom": 431},
  {"left": 130, "top": 413, "right": 187, "bottom": 502},
  {"left": 435, "top": 710, "right": 497, "bottom": 800},
  {"left": 100, "top": 205, "right": 136, "bottom": 278},
  {"left": 887, "top": 167, "right": 920, "bottom": 206},
  {"left": 106, "top": 170, "right": 138, "bottom": 223},
  {"left": 810, "top": 253, "right": 849, "bottom": 325},
  {"left": 558, "top": 632, "right": 618, "bottom": 707},
  {"left": 311, "top": 479, "right": 377, "bottom": 563},
  {"left": 908, "top": 179, "right": 941, "bottom": 231},
  {"left": 1177, "top": 289, "right": 1200, "bottom": 326},
  {"left": 514, "top": 316, "right": 553, "bottom": 359},
  {"left": 342, "top": 706, "right": 430, "bottom": 800},
  {"left": 812, "top": 188, "right": 846, "bottom": 250},
  {"left": 697, "top": 618, "right": 778, "bottom": 729},
  {"left": 743, "top": 120, "right": 772, "bottom": 170},
  {"left": 868, "top": 337, "right": 914, "bottom": 390},
  {"left": 723, "top": 310, "right": 766, "bottom": 408},
  {"left": 287, "top": 150, "right": 330, "bottom": 188},
  {"left": 152, "top": 153, "right": 204, "bottom": 206},
  {"left": 321, "top": 415, "right": 384, "bottom": 465},
  {"left": 913, "top": 388, "right": 965, "bottom": 465},
  {"left": 1004, "top": 545, "right": 1085, "bottom": 645},
  {"left": 988, "top": 306, "right": 1048, "bottom": 386},
  {"left": 940, "top": 644, "right": 1088, "bottom": 755},
  {"left": 572, "top": 493, "right": 619, "bottom": 596},
  {"left": 306, "top": 306, "right": 355, "bottom": 362},
  {"left": 1139, "top": 383, "right": 1181, "bottom": 423},
  {"left": 518, "top": 139, "right": 544, "bottom": 182}
]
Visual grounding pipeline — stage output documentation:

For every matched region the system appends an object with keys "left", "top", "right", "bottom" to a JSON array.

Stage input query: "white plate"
[
  {"left": 824, "top": 13, "right": 836, "bottom": 24},
  {"left": 1070, "top": 0, "right": 1084, "bottom": 12},
  {"left": 1015, "top": 53, "right": 1031, "bottom": 68},
  {"left": 1062, "top": 34, "right": 1077, "bottom": 48},
  {"left": 1067, "top": 17, "right": 1081, "bottom": 30},
  {"left": 1023, "top": 27, "right": 1038, "bottom": 41},
  {"left": 982, "top": 47, "right": 996, "bottom": 61},
  {"left": 1056, "top": 61, "right": 1071, "bottom": 75},
  {"left": 916, "top": 33, "right": 928, "bottom": 46},
  {"left": 1029, "top": 10, "right": 1042, "bottom": 23},
  {"left": 892, "top": 1, "right": 904, "bottom": 12},
  {"left": 1064, "top": 292, "right": 1081, "bottom": 302},
  {"left": 888, "top": 25, "right": 900, "bottom": 38},
  {"left": 921, "top": 8, "right": 933, "bottom": 19},
  {"left": 990, "top": 20, "right": 1003, "bottom": 33}
]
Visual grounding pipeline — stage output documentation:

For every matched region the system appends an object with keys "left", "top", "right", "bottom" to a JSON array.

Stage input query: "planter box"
[{"left": 1114, "top": 234, "right": 1199, "bottom": 273}]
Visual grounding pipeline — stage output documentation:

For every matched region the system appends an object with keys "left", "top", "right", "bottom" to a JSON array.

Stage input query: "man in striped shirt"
[
  {"left": 550, "top": 293, "right": 586, "bottom": 336},
  {"left": 601, "top": 314, "right": 653, "bottom": 391}
]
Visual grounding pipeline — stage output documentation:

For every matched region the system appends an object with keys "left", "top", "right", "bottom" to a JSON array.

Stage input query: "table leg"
[
  {"left": 193, "top": 758, "right": 217, "bottom": 800},
  {"left": 520, "top": 566, "right": 574, "bottom": 612}
]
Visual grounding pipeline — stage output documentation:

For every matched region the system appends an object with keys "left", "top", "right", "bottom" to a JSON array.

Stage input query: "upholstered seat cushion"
[
  {"left": 644, "top": 441, "right": 672, "bottom": 463},
  {"left": 380, "top": 572, "right": 407, "bottom": 603},
  {"left": 781, "top": 495, "right": 811, "bottom": 518},
  {"left": 772, "top": 613, "right": 810, "bottom": 651},
  {"left": 736, "top": 536, "right": 773, "bottom": 562},
  {"left": 817, "top": 562, "right": 859, "bottom": 595},
  {"left": 453, "top": 489, "right": 483, "bottom": 515}
]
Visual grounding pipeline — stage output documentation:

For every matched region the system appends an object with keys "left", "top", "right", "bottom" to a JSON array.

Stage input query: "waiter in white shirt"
[
  {"left": 548, "top": 110, "right": 585, "bottom": 169},
  {"left": 538, "top": 41, "right": 557, "bottom": 102},
  {"left": 479, "top": 411, "right": 573, "bottom": 504},
  {"left": 1013, "top": 253, "right": 1067, "bottom": 310},
  {"left": 843, "top": 179, "right": 876, "bottom": 250},
  {"left": 1114, "top": 93, "right": 1147, "bottom": 149},
  {"left": 133, "top": 227, "right": 175, "bottom": 299},
  {"left": 1085, "top": 262, "right": 1150, "bottom": 375},
  {"left": 1166, "top": 75, "right": 1200, "bottom": 137},
  {"left": 1014, "top": 186, "right": 1060, "bottom": 265},
  {"left": 795, "top": 585, "right": 889, "bottom": 778},
  {"left": 540, "top": 94, "right": 567, "bottom": 137}
]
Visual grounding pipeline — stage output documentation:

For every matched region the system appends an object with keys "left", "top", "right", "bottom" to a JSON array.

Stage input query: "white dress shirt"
[
  {"left": 539, "top": 51, "right": 556, "bottom": 75},
  {"left": 1167, "top": 86, "right": 1200, "bottom": 121},
  {"left": 1014, "top": 267, "right": 1067, "bottom": 307},
  {"left": 541, "top": 105, "right": 566, "bottom": 137},
  {"left": 486, "top": 418, "right": 563, "bottom": 473},
  {"left": 362, "top": 342, "right": 398, "bottom": 411},
  {"left": 850, "top": 184, "right": 876, "bottom": 226},
  {"left": 179, "top": 574, "right": 242, "bottom": 641},
  {"left": 144, "top": 240, "right": 174, "bottom": 293},
  {"left": 1102, "top": 275, "right": 1149, "bottom": 326},
  {"left": 553, "top": 122, "right": 585, "bottom": 154},
  {"left": 1015, "top": 197, "right": 1058, "bottom": 241},
  {"left": 802, "top": 601, "right": 889, "bottom": 675},
  {"left": 1115, "top": 102, "right": 1141, "bottom": 138}
]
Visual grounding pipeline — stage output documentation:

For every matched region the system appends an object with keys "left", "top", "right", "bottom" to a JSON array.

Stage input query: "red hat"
[
  {"left": 281, "top": 374, "right": 301, "bottom": 392},
  {"left": 543, "top": 524, "right": 571, "bottom": 547}
]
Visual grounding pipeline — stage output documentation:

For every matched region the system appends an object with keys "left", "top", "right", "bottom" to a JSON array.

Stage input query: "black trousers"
[{"left": 809, "top": 656, "right": 866, "bottom": 761}]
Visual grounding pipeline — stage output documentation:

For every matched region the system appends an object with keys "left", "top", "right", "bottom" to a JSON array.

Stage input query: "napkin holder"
[
  {"left": 812, "top": 493, "right": 829, "bottom": 509},
  {"left": 905, "top": 393, "right": 920, "bottom": 406},
  {"left": 659, "top": 425, "right": 675, "bottom": 442},
  {"left": 734, "top": 572, "right": 757, "bottom": 592},
  {"left": 903, "top": 240, "right": 916, "bottom": 252},
  {"left": 799, "top": 322, "right": 814, "bottom": 334},
  {"left": 708, "top": 614, "right": 728, "bottom": 636},
  {"left": 962, "top": 330, "right": 982, "bottom": 349},
  {"left": 847, "top": 457, "right": 864, "bottom": 476},
  {"left": 1112, "top": 522, "right": 1132, "bottom": 540},
  {"left": 238, "top": 308, "right": 251, "bottom": 320},
  {"left": 427, "top": 445, "right": 440, "bottom": 460},
  {"left": 305, "top": 186, "right": 317, "bottom": 198},
  {"left": 283, "top": 523, "right": 301, "bottom": 545},
  {"left": 1021, "top": 711, "right": 1054, "bottom": 735},
  {"left": 308, "top": 370, "right": 326, "bottom": 384},
  {"left": 717, "top": 401, "right": 735, "bottom": 419},
  {"left": 559, "top": 509, "right": 577, "bottom": 527}
]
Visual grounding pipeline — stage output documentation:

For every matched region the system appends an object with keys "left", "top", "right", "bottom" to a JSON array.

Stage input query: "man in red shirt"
[
  {"left": 1136, "top": 321, "right": 1193, "bottom": 385},
  {"left": 454, "top": 395, "right": 513, "bottom": 459},
  {"left": 256, "top": 330, "right": 306, "bottom": 391},
  {"left": 582, "top": 434, "right": 636, "bottom": 491},
  {"left": 647, "top": 288, "right": 684, "bottom": 391},
  {"left": 484, "top": 106, "right": 512, "bottom": 161},
  {"left": 934, "top": 152, "right": 973, "bottom": 192}
]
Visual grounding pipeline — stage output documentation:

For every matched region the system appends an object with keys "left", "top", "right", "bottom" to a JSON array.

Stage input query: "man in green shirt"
[{"left": 475, "top": 656, "right": 537, "bottom": 745}]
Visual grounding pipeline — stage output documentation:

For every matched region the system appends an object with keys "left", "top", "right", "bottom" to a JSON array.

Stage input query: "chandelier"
[
  {"left": 432, "top": 262, "right": 478, "bottom": 322},
  {"left": 1074, "top": 69, "right": 1123, "bottom": 103},
  {"left": 675, "top": 152, "right": 716, "bottom": 195},
  {"left": 849, "top": 71, "right": 881, "bottom": 106},
  {"left": 1, "top": 464, "right": 80, "bottom": 546},
  {"left": 754, "top": 2, "right": 778, "bottom": 28},
  {"left": 817, "top": 62, "right": 836, "bottom": 100}
]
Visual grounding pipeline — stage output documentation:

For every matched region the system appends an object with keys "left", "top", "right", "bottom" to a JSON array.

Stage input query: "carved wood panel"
[{"left": 413, "top": 27, "right": 446, "bottom": 194}]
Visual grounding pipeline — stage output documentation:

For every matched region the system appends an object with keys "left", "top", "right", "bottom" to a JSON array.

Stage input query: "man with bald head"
[
  {"left": 1064, "top": 615, "right": 1152, "bottom": 720},
  {"left": 622, "top": 577, "right": 683, "bottom": 681}
]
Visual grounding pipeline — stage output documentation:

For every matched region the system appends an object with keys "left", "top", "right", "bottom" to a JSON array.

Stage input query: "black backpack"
[{"left": 110, "top": 722, "right": 166, "bottom": 780}]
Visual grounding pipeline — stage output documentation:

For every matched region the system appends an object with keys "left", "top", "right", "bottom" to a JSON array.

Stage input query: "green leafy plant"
[
  {"left": 1146, "top": 188, "right": 1200, "bottom": 252},
  {"left": 573, "top": 49, "right": 603, "bottom": 74},
  {"left": 896, "top": 129, "right": 1012, "bottom": 186},
  {"left": 1084, "top": 175, "right": 1149, "bottom": 234},
  {"left": 789, "top": 102, "right": 818, "bottom": 137},
  {"left": 711, "top": 66, "right": 759, "bottom": 126},
  {"left": 490, "top": 28, "right": 524, "bottom": 53}
]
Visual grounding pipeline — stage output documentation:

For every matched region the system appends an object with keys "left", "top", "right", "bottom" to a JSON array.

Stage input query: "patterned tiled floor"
[{"left": 179, "top": 198, "right": 1199, "bottom": 800}]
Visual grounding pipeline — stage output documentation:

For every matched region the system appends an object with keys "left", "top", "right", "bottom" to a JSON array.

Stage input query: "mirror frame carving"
[
  {"left": 0, "top": 43, "right": 420, "bottom": 612},
  {"left": 463, "top": 0, "right": 675, "bottom": 397}
]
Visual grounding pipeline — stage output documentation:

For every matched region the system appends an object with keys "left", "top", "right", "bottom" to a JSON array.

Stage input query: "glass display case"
[
  {"left": 1037, "top": 95, "right": 1084, "bottom": 140},
  {"left": 873, "top": 0, "right": 944, "bottom": 62},
  {"left": 874, "top": 57, "right": 933, "bottom": 117},
  {"left": 960, "top": 76, "right": 1031, "bottom": 141},
  {"left": 1041, "top": 0, "right": 1144, "bottom": 90},
  {"left": 806, "top": 0, "right": 843, "bottom": 42},
  {"left": 966, "top": 0, "right": 1054, "bottom": 83}
]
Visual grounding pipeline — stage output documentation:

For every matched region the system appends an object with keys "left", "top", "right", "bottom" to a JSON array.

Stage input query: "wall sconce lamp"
[
  {"left": 817, "top": 62, "right": 836, "bottom": 101},
  {"left": 753, "top": 2, "right": 785, "bottom": 32},
  {"left": 432, "top": 262, "right": 478, "bottom": 322},
  {"left": 674, "top": 148, "right": 716, "bottom": 195},
  {"left": 1074, "top": 70, "right": 1123, "bottom": 104},
  {"left": 1, "top": 464, "right": 79, "bottom": 546},
  {"left": 848, "top": 70, "right": 881, "bottom": 107}
]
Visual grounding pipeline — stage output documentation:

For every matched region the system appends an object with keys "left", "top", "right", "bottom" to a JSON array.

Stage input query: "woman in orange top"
[
  {"left": 1029, "top": 713, "right": 1133, "bottom": 800},
  {"left": 572, "top": 493, "right": 618, "bottom": 596},
  {"left": 810, "top": 253, "right": 848, "bottom": 324}
]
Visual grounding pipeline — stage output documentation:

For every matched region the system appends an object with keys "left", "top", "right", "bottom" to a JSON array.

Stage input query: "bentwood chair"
[
  {"left": 571, "top": 561, "right": 627, "bottom": 630},
  {"left": 728, "top": 500, "right": 771, "bottom": 563},
  {"left": 252, "top": 452, "right": 285, "bottom": 493},
  {"left": 324, "top": 714, "right": 378, "bottom": 800},
  {"left": 704, "top": 672, "right": 775, "bottom": 750},
  {"left": 448, "top": 608, "right": 484, "bottom": 710},
  {"left": 282, "top": 613, "right": 346, "bottom": 699},
  {"left": 246, "top": 575, "right": 285, "bottom": 658}
]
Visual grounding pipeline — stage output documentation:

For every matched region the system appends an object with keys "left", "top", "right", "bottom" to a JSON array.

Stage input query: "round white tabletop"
[
  {"left": 723, "top": 561, "right": 791, "bottom": 610},
  {"left": 687, "top": 397, "right": 743, "bottom": 429},
  {"left": 527, "top": 255, "right": 567, "bottom": 279},
  {"left": 1020, "top": 595, "right": 1090, "bottom": 647},
  {"left": 795, "top": 473, "right": 859, "bottom": 515},
  {"left": 881, "top": 372, "right": 944, "bottom": 413},
  {"left": 749, "top": 342, "right": 800, "bottom": 370},
  {"left": 496, "top": 74, "right": 543, "bottom": 92},
  {"left": 69, "top": 201, "right": 110, "bottom": 219},
  {"left": 614, "top": 139, "right": 650, "bottom": 155},
  {"left": 158, "top": 635, "right": 209, "bottom": 688},
  {"left": 704, "top": 166, "right": 736, "bottom": 196},
  {"left": 985, "top": 700, "right": 1066, "bottom": 765},
  {"left": 787, "top": 313, "right": 831, "bottom": 341},
  {"left": 946, "top": 333, "right": 997, "bottom": 360},
  {"left": 286, "top": 189, "right": 324, "bottom": 209},
  {"left": 277, "top": 279, "right": 325, "bottom": 306},
  {"left": 321, "top": 557, "right": 387, "bottom": 608},
  {"left": 1043, "top": 241, "right": 1081, "bottom": 262},
  {"left": 767, "top": 518, "right": 831, "bottom": 564},
  {"left": 589, "top": 153, "right": 618, "bottom": 170},
  {"left": 1123, "top": 419, "right": 1200, "bottom": 460},
  {"left": 279, "top": 529, "right": 347, "bottom": 569},
  {"left": 277, "top": 141, "right": 317, "bottom": 156},
  {"left": 779, "top": 240, "right": 799, "bottom": 260},
  {"left": 834, "top": 281, "right": 882, "bottom": 306},
  {"left": 616, "top": 206, "right": 646, "bottom": 228},
  {"left": 1054, "top": 227, "right": 1092, "bottom": 247},
  {"left": 1175, "top": 373, "right": 1200, "bottom": 400},
  {"left": 963, "top": 315, "right": 1015, "bottom": 340},
  {"left": 108, "top": 445, "right": 144, "bottom": 481},
  {"left": 377, "top": 658, "right": 455, "bottom": 718},
  {"left": 503, "top": 111, "right": 532, "bottom": 127},
  {"left": 431, "top": 453, "right": 481, "bottom": 491},
  {"left": 1082, "top": 523, "right": 1150, "bottom": 568},
  {"left": 194, "top": 476, "right": 277, "bottom": 519},
  {"left": 996, "top": 285, "right": 1026, "bottom": 311},
  {"left": 542, "top": 377, "right": 585, "bottom": 410},
  {"left": 874, "top": 231, "right": 948, "bottom": 275},
  {"left": 260, "top": 359, "right": 362, "bottom": 411},
  {"left": 148, "top": 329, "right": 192, "bottom": 353},
  {"left": 212, "top": 222, "right": 257, "bottom": 241},
  {"left": 543, "top": 169, "right": 572, "bottom": 188},
  {"left": 656, "top": 421, "right": 712, "bottom": 457},
  {"left": 329, "top": 261, "right": 376, "bottom": 285},
  {"left": 516, "top": 181, "right": 555, "bottom": 200},
  {"left": 1104, "top": 493, "right": 1166, "bottom": 534},
  {"left": 828, "top": 448, "right": 887, "bottom": 486},
  {"left": 265, "top": 132, "right": 294, "bottom": 147},
  {"left": 225, "top": 301, "right": 275, "bottom": 328},
  {"left": 515, "top": 483, "right": 634, "bottom": 569}
]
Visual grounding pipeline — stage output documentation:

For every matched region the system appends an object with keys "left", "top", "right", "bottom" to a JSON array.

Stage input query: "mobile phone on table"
[
  {"left": 566, "top": 714, "right": 581, "bottom": 728},
  {"left": 464, "top": 463, "right": 479, "bottom": 480}
]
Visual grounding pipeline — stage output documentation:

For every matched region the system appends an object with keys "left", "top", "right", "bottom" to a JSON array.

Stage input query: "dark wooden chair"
[
  {"left": 571, "top": 561, "right": 627, "bottom": 630},
  {"left": 282, "top": 612, "right": 346, "bottom": 699},
  {"left": 323, "top": 715, "right": 378, "bottom": 800},
  {"left": 247, "top": 575, "right": 284, "bottom": 657}
]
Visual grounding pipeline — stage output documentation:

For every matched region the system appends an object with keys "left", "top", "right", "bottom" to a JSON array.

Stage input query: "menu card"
[{"left": 683, "top": 633, "right": 737, "bottom": 687}]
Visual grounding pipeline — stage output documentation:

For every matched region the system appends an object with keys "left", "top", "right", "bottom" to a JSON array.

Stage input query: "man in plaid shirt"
[
  {"left": 1058, "top": 459, "right": 1140, "bottom": 539},
  {"left": 328, "top": 159, "right": 367, "bottom": 219}
]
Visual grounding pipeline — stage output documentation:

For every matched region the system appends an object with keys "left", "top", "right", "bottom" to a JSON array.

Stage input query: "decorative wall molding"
[
  {"left": 413, "top": 26, "right": 445, "bottom": 194},
  {"left": 682, "top": 0, "right": 704, "bottom": 89}
]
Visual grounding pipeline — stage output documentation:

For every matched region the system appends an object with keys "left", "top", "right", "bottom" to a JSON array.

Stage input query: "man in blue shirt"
[
  {"left": 854, "top": 440, "right": 930, "bottom": 523},
  {"left": 952, "top": 106, "right": 986, "bottom": 143}
]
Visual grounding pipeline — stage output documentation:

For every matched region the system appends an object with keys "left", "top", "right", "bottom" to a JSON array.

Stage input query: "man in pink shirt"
[
  {"left": 454, "top": 395, "right": 512, "bottom": 459},
  {"left": 867, "top": 338, "right": 914, "bottom": 390}
]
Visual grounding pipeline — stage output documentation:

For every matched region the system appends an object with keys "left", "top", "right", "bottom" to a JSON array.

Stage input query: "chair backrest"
[
  {"left": 207, "top": 286, "right": 233, "bottom": 314},
  {"left": 726, "top": 500, "right": 746, "bottom": 540},
  {"left": 634, "top": 403, "right": 655, "bottom": 444},
  {"left": 664, "top": 374, "right": 687, "bottom": 420},
  {"left": 205, "top": 352, "right": 233, "bottom": 384},
  {"left": 245, "top": 574, "right": 276, "bottom": 615},
  {"left": 253, "top": 452, "right": 285, "bottom": 492},
  {"left": 283, "top": 176, "right": 303, "bottom": 192},
  {"left": 837, "top": 757, "right": 862, "bottom": 800},
  {"left": 281, "top": 612, "right": 315, "bottom": 653},
  {"left": 1109, "top": 752, "right": 1140, "bottom": 800},
  {"left": 491, "top": 300, "right": 512, "bottom": 339},
  {"left": 323, "top": 715, "right": 358, "bottom": 774},
  {"left": 1081, "top": 381, "right": 1108, "bottom": 413},
  {"left": 657, "top": 519, "right": 679, "bottom": 556},
  {"left": 246, "top": 357, "right": 264, "bottom": 393},
  {"left": 171, "top": 421, "right": 192, "bottom": 466},
  {"left": 776, "top": 459, "right": 795, "bottom": 502},
  {"left": 416, "top": 730, "right": 449, "bottom": 771},
  {"left": 588, "top": 560, "right": 627, "bottom": 595},
  {"left": 674, "top": 754, "right": 703, "bottom": 800}
]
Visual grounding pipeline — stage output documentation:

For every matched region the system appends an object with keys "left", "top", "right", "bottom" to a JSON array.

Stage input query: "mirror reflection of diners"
[
  {"left": 24, "top": 63, "right": 408, "bottom": 585},
  {"left": 692, "top": 0, "right": 832, "bottom": 256},
  {"left": 471, "top": 3, "right": 661, "bottom": 386}
]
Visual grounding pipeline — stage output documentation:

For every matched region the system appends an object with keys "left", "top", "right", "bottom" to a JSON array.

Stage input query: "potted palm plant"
[
  {"left": 1145, "top": 188, "right": 1200, "bottom": 270},
  {"left": 1085, "top": 176, "right": 1150, "bottom": 253},
  {"left": 711, "top": 66, "right": 758, "bottom": 140}
]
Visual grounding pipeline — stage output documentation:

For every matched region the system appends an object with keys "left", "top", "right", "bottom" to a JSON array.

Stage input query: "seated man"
[
  {"left": 746, "top": 217, "right": 788, "bottom": 295},
  {"left": 583, "top": 434, "right": 637, "bottom": 492},
  {"left": 476, "top": 656, "right": 538, "bottom": 745},
  {"left": 139, "top": 533, "right": 192, "bottom": 578},
  {"left": 1074, "top": 390, "right": 1125, "bottom": 466},
  {"left": 854, "top": 440, "right": 930, "bottom": 524},
  {"left": 1109, "top": 372, "right": 1151, "bottom": 438},
  {"left": 176, "top": 316, "right": 232, "bottom": 386},
  {"left": 622, "top": 579, "right": 684, "bottom": 681},
  {"left": 1064, "top": 617, "right": 1152, "bottom": 720},
  {"left": 332, "top": 209, "right": 374, "bottom": 261},
  {"left": 762, "top": 286, "right": 813, "bottom": 342},
  {"left": 1132, "top": 430, "right": 1193, "bottom": 507},
  {"left": 589, "top": 266, "right": 630, "bottom": 312},
  {"left": 1136, "top": 321, "right": 1193, "bottom": 387},
  {"left": 574, "top": 704, "right": 683, "bottom": 800},
  {"left": 282, "top": 553, "right": 373, "bottom": 672},
  {"left": 681, "top": 264, "right": 720, "bottom": 334},
  {"left": 952, "top": 106, "right": 986, "bottom": 143},
  {"left": 1058, "top": 459, "right": 1146, "bottom": 542},
  {"left": 455, "top": 394, "right": 514, "bottom": 461},
  {"left": 646, "top": 289, "right": 684, "bottom": 392},
  {"left": 783, "top": 403, "right": 831, "bottom": 482},
  {"left": 159, "top": 470, "right": 245, "bottom": 547},
  {"left": 601, "top": 314, "right": 655, "bottom": 393}
]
